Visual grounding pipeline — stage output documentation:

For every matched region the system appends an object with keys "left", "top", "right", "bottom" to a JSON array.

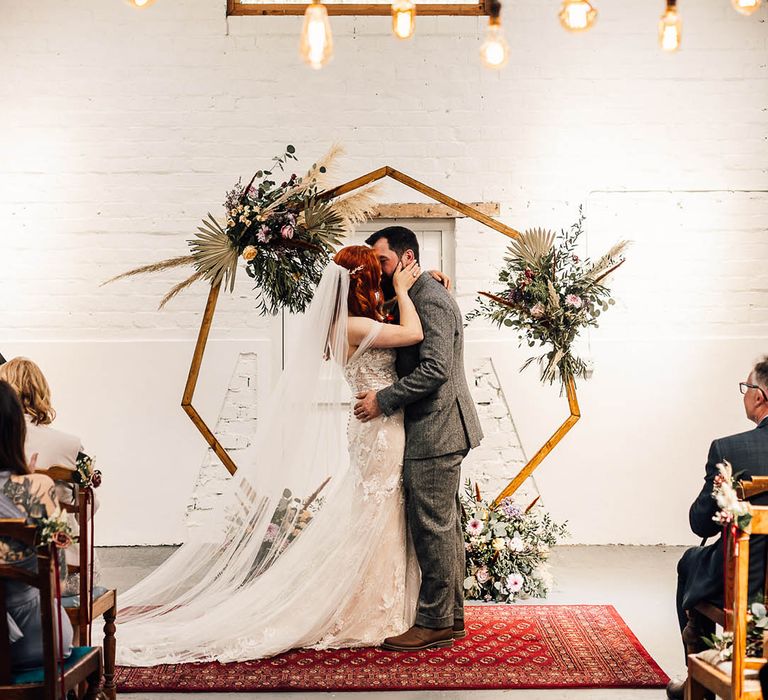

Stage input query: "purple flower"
[
  {"left": 501, "top": 498, "right": 523, "bottom": 519},
  {"left": 257, "top": 225, "right": 270, "bottom": 243},
  {"left": 264, "top": 523, "right": 280, "bottom": 542},
  {"left": 280, "top": 224, "right": 295, "bottom": 240},
  {"left": 565, "top": 294, "right": 583, "bottom": 309}
]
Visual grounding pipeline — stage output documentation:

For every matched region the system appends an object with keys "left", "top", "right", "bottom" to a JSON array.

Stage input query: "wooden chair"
[
  {"left": 684, "top": 476, "right": 768, "bottom": 657},
  {"left": 687, "top": 503, "right": 768, "bottom": 700},
  {"left": 0, "top": 518, "right": 102, "bottom": 700},
  {"left": 35, "top": 466, "right": 117, "bottom": 700}
]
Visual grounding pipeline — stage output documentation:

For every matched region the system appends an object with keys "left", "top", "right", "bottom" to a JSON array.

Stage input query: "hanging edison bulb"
[
  {"left": 558, "top": 0, "right": 597, "bottom": 32},
  {"left": 300, "top": 0, "right": 334, "bottom": 70},
  {"left": 480, "top": 1, "right": 509, "bottom": 69},
  {"left": 391, "top": 0, "right": 416, "bottom": 39},
  {"left": 731, "top": 0, "right": 761, "bottom": 15},
  {"left": 659, "top": 0, "right": 681, "bottom": 52},
  {"left": 126, "top": 0, "right": 156, "bottom": 6}
]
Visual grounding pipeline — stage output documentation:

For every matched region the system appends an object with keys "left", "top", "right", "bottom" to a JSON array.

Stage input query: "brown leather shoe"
[
  {"left": 382, "top": 625, "right": 455, "bottom": 651},
  {"left": 453, "top": 620, "right": 467, "bottom": 639}
]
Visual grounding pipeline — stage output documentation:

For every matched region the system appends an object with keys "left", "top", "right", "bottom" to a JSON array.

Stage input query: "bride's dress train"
[{"left": 116, "top": 267, "right": 419, "bottom": 664}]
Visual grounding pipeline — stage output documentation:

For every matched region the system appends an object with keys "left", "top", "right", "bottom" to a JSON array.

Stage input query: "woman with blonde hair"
[
  {"left": 0, "top": 358, "right": 82, "bottom": 469},
  {"left": 0, "top": 357, "right": 98, "bottom": 593}
]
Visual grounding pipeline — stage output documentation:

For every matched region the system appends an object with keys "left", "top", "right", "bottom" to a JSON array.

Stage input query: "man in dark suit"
[
  {"left": 354, "top": 226, "right": 483, "bottom": 651},
  {"left": 667, "top": 357, "right": 768, "bottom": 699}
]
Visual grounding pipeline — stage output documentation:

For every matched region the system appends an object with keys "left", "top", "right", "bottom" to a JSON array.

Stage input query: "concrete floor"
[{"left": 100, "top": 545, "right": 684, "bottom": 699}]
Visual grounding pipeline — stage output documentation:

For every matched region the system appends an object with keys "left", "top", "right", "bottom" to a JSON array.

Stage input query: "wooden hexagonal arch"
[{"left": 181, "top": 166, "right": 579, "bottom": 502}]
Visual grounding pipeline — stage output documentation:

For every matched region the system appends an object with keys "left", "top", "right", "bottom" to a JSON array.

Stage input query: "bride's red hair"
[{"left": 333, "top": 246, "right": 383, "bottom": 321}]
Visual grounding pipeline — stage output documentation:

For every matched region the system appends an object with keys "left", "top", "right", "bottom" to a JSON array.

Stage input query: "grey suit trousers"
[{"left": 403, "top": 449, "right": 467, "bottom": 629}]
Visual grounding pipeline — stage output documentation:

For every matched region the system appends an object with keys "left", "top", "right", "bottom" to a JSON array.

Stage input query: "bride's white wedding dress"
[{"left": 116, "top": 265, "right": 418, "bottom": 665}]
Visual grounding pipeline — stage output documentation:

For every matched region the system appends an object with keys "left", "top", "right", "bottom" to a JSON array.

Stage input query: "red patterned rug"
[{"left": 116, "top": 605, "right": 669, "bottom": 692}]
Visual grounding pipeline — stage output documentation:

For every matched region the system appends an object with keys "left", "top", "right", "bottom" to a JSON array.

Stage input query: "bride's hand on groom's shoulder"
[{"left": 429, "top": 269, "right": 451, "bottom": 290}]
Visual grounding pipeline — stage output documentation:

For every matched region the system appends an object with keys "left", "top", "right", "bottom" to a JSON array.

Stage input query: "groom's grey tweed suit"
[{"left": 377, "top": 273, "right": 483, "bottom": 629}]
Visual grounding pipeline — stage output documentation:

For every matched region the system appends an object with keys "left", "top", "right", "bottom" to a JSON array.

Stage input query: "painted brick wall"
[{"left": 1, "top": 0, "right": 766, "bottom": 544}]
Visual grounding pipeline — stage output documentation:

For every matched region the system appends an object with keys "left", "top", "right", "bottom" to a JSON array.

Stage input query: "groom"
[{"left": 354, "top": 226, "right": 483, "bottom": 651}]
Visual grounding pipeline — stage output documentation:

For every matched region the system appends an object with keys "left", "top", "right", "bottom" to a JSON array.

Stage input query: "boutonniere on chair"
[
  {"left": 37, "top": 507, "right": 76, "bottom": 550},
  {"left": 74, "top": 452, "right": 102, "bottom": 489},
  {"left": 712, "top": 460, "right": 752, "bottom": 531}
]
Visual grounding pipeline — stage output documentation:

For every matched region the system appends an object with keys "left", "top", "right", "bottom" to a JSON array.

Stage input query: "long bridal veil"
[{"left": 117, "top": 262, "right": 384, "bottom": 665}]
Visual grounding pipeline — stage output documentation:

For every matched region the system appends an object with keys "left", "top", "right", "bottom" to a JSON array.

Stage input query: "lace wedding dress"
[{"left": 116, "top": 264, "right": 418, "bottom": 665}]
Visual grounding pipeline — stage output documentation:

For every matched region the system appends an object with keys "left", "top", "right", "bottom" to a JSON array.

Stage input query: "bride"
[{"left": 117, "top": 245, "right": 429, "bottom": 665}]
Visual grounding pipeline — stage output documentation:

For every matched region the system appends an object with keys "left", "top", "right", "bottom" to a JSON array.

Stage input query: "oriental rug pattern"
[{"left": 116, "top": 604, "right": 668, "bottom": 692}]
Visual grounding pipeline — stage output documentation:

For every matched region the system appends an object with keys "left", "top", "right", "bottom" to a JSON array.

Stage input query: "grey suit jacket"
[{"left": 376, "top": 274, "right": 483, "bottom": 460}]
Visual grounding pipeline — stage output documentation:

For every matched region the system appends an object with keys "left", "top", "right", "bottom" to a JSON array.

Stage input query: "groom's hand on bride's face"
[{"left": 354, "top": 390, "right": 382, "bottom": 423}]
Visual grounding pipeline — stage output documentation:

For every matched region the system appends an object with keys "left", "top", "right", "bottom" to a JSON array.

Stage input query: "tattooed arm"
[
  {"left": 1, "top": 475, "right": 60, "bottom": 563},
  {"left": 3, "top": 474, "right": 58, "bottom": 519}
]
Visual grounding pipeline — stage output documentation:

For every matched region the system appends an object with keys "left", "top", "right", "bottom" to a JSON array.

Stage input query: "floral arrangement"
[
  {"left": 703, "top": 601, "right": 768, "bottom": 661},
  {"left": 106, "top": 145, "right": 378, "bottom": 315},
  {"left": 467, "top": 209, "right": 628, "bottom": 386},
  {"left": 461, "top": 480, "right": 567, "bottom": 602},
  {"left": 73, "top": 451, "right": 102, "bottom": 490},
  {"left": 37, "top": 506, "right": 76, "bottom": 550},
  {"left": 712, "top": 460, "right": 752, "bottom": 531}
]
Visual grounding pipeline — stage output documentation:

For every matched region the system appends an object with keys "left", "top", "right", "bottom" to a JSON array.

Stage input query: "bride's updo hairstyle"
[{"left": 333, "top": 246, "right": 383, "bottom": 321}]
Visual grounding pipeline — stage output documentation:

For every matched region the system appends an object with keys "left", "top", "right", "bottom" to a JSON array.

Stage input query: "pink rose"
[
  {"left": 530, "top": 302, "right": 545, "bottom": 319},
  {"left": 257, "top": 225, "right": 270, "bottom": 243},
  {"left": 565, "top": 294, "right": 583, "bottom": 309},
  {"left": 280, "top": 224, "right": 294, "bottom": 240},
  {"left": 52, "top": 531, "right": 73, "bottom": 549}
]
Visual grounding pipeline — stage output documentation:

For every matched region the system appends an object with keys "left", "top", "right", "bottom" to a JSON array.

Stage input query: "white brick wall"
[{"left": 1, "top": 0, "right": 766, "bottom": 544}]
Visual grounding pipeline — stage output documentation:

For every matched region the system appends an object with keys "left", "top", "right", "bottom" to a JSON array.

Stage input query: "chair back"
[
  {"left": 0, "top": 519, "right": 59, "bottom": 693},
  {"left": 35, "top": 466, "right": 94, "bottom": 634},
  {"left": 727, "top": 504, "right": 768, "bottom": 697},
  {"left": 737, "top": 476, "right": 768, "bottom": 501}
]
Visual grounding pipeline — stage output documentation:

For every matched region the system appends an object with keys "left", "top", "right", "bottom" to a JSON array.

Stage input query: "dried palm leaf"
[
  {"left": 303, "top": 198, "right": 346, "bottom": 247},
  {"left": 506, "top": 228, "right": 555, "bottom": 267},
  {"left": 547, "top": 280, "right": 560, "bottom": 309},
  {"left": 100, "top": 255, "right": 195, "bottom": 287},
  {"left": 158, "top": 270, "right": 205, "bottom": 310},
  {"left": 189, "top": 213, "right": 239, "bottom": 292},
  {"left": 586, "top": 240, "right": 630, "bottom": 281},
  {"left": 333, "top": 184, "right": 380, "bottom": 230}
]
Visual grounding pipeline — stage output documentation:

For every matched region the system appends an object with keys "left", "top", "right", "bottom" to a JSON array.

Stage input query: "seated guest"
[
  {"left": 0, "top": 379, "right": 74, "bottom": 669},
  {"left": 0, "top": 357, "right": 100, "bottom": 594},
  {"left": 667, "top": 357, "right": 768, "bottom": 699}
]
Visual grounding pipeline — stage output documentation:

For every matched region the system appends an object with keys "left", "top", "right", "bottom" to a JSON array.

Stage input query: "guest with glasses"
[{"left": 667, "top": 357, "right": 768, "bottom": 699}]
